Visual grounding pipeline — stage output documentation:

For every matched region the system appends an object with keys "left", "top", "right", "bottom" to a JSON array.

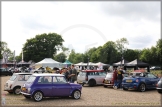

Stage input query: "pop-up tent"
[
  {"left": 63, "top": 60, "right": 72, "bottom": 67},
  {"left": 34, "top": 58, "right": 63, "bottom": 68},
  {"left": 125, "top": 59, "right": 150, "bottom": 72},
  {"left": 74, "top": 62, "right": 87, "bottom": 66},
  {"left": 113, "top": 59, "right": 129, "bottom": 67}
]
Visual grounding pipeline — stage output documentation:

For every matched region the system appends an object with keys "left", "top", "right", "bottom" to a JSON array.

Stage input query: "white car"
[
  {"left": 30, "top": 67, "right": 45, "bottom": 73},
  {"left": 4, "top": 73, "right": 32, "bottom": 94},
  {"left": 77, "top": 70, "right": 106, "bottom": 87}
]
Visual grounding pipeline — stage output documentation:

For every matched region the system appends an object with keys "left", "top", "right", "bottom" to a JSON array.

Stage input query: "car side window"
[
  {"left": 38, "top": 76, "right": 52, "bottom": 84},
  {"left": 147, "top": 73, "right": 157, "bottom": 78},
  {"left": 56, "top": 76, "right": 67, "bottom": 83},
  {"left": 53, "top": 77, "right": 58, "bottom": 83},
  {"left": 98, "top": 72, "right": 106, "bottom": 76},
  {"left": 18, "top": 75, "right": 25, "bottom": 81}
]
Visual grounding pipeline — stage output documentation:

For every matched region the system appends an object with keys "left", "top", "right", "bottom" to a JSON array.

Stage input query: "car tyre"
[
  {"left": 34, "top": 71, "right": 38, "bottom": 73},
  {"left": 13, "top": 87, "right": 21, "bottom": 95},
  {"left": 88, "top": 80, "right": 96, "bottom": 87},
  {"left": 123, "top": 87, "right": 128, "bottom": 91},
  {"left": 138, "top": 83, "right": 146, "bottom": 92},
  {"left": 72, "top": 90, "right": 81, "bottom": 99},
  {"left": 157, "top": 90, "right": 162, "bottom": 93},
  {"left": 32, "top": 91, "right": 43, "bottom": 102},
  {"left": 104, "top": 85, "right": 107, "bottom": 88}
]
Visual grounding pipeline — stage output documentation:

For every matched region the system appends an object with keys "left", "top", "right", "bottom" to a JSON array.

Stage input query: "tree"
[
  {"left": 23, "top": 33, "right": 64, "bottom": 62},
  {"left": 54, "top": 52, "right": 66, "bottom": 63},
  {"left": 0, "top": 41, "right": 12, "bottom": 60},
  {"left": 115, "top": 38, "right": 129, "bottom": 62}
]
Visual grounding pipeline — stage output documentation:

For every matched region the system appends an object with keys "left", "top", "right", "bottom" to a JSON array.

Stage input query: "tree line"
[{"left": 0, "top": 32, "right": 161, "bottom": 67}]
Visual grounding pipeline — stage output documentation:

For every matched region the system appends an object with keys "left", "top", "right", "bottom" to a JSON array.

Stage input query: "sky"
[{"left": 1, "top": 1, "right": 161, "bottom": 56}]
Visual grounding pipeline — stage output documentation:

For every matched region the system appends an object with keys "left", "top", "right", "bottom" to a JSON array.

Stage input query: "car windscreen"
[
  {"left": 10, "top": 75, "right": 17, "bottom": 81},
  {"left": 106, "top": 73, "right": 113, "bottom": 78},
  {"left": 27, "top": 76, "right": 36, "bottom": 83}
]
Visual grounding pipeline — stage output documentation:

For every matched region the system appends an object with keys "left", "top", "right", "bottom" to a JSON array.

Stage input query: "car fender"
[
  {"left": 70, "top": 88, "right": 81, "bottom": 96},
  {"left": 31, "top": 88, "right": 44, "bottom": 96}
]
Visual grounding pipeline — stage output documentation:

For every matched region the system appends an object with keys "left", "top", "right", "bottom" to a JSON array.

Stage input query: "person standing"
[
  {"left": 69, "top": 65, "right": 77, "bottom": 83},
  {"left": 117, "top": 67, "right": 124, "bottom": 90},
  {"left": 113, "top": 68, "right": 118, "bottom": 89}
]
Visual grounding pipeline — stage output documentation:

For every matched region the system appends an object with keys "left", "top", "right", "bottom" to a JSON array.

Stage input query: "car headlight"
[
  {"left": 28, "top": 88, "right": 31, "bottom": 93},
  {"left": 136, "top": 79, "right": 139, "bottom": 82}
]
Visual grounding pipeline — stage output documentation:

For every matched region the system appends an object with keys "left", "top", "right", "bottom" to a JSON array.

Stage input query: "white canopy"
[
  {"left": 95, "top": 62, "right": 110, "bottom": 66},
  {"left": 34, "top": 58, "right": 63, "bottom": 68},
  {"left": 74, "top": 62, "right": 87, "bottom": 66}
]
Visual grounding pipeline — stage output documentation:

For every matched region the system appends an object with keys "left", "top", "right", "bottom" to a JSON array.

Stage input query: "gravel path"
[{"left": 1, "top": 76, "right": 161, "bottom": 106}]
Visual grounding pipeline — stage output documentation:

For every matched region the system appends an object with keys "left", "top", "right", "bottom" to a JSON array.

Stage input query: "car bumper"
[
  {"left": 122, "top": 83, "right": 138, "bottom": 90},
  {"left": 77, "top": 80, "right": 88, "bottom": 85},
  {"left": 4, "top": 85, "right": 13, "bottom": 91},
  {"left": 156, "top": 87, "right": 162, "bottom": 90},
  {"left": 21, "top": 92, "right": 31, "bottom": 96}
]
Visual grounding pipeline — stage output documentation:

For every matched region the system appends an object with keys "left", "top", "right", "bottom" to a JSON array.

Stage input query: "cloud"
[{"left": 100, "top": 2, "right": 160, "bottom": 22}]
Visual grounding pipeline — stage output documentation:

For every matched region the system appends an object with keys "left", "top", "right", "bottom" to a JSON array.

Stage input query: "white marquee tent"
[{"left": 34, "top": 58, "right": 63, "bottom": 68}]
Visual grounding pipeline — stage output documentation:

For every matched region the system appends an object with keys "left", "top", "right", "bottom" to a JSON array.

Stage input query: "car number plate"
[
  {"left": 22, "top": 87, "right": 26, "bottom": 91},
  {"left": 126, "top": 80, "right": 132, "bottom": 82}
]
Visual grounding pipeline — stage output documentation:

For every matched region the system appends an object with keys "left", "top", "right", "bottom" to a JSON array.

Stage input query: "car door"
[
  {"left": 147, "top": 73, "right": 159, "bottom": 88},
  {"left": 144, "top": 73, "right": 152, "bottom": 88},
  {"left": 52, "top": 76, "right": 71, "bottom": 97},
  {"left": 37, "top": 76, "right": 53, "bottom": 97},
  {"left": 98, "top": 71, "right": 107, "bottom": 84}
]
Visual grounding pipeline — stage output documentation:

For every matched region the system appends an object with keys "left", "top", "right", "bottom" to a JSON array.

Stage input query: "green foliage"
[
  {"left": 23, "top": 33, "right": 64, "bottom": 62},
  {"left": 54, "top": 52, "right": 66, "bottom": 63},
  {"left": 0, "top": 41, "right": 12, "bottom": 59}
]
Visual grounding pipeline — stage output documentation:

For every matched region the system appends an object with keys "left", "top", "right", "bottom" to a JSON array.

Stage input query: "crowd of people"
[{"left": 60, "top": 64, "right": 78, "bottom": 83}]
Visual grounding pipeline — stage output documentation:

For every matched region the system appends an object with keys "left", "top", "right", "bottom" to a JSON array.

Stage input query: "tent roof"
[
  {"left": 63, "top": 60, "right": 72, "bottom": 64},
  {"left": 113, "top": 59, "right": 129, "bottom": 66},
  {"left": 36, "top": 58, "right": 60, "bottom": 64},
  {"left": 74, "top": 62, "right": 87, "bottom": 66},
  {"left": 125, "top": 59, "right": 149, "bottom": 66},
  {"left": 95, "top": 62, "right": 110, "bottom": 66}
]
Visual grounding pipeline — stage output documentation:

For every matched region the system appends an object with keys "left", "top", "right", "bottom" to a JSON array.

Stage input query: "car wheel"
[
  {"left": 72, "top": 90, "right": 81, "bottom": 99},
  {"left": 24, "top": 95, "right": 31, "bottom": 99},
  {"left": 32, "top": 91, "right": 43, "bottom": 102},
  {"left": 34, "top": 71, "right": 38, "bottom": 73},
  {"left": 157, "top": 90, "right": 162, "bottom": 93},
  {"left": 88, "top": 80, "right": 96, "bottom": 87},
  {"left": 13, "top": 87, "right": 21, "bottom": 95},
  {"left": 104, "top": 85, "right": 107, "bottom": 88},
  {"left": 138, "top": 83, "right": 146, "bottom": 92}
]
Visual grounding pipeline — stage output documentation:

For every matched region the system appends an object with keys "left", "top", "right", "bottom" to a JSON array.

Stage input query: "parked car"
[
  {"left": 0, "top": 68, "right": 13, "bottom": 76},
  {"left": 4, "top": 73, "right": 32, "bottom": 94},
  {"left": 156, "top": 77, "right": 162, "bottom": 93},
  {"left": 103, "top": 72, "right": 129, "bottom": 88},
  {"left": 77, "top": 70, "right": 106, "bottom": 87},
  {"left": 122, "top": 71, "right": 160, "bottom": 92},
  {"left": 150, "top": 66, "right": 161, "bottom": 70},
  {"left": 21, "top": 73, "right": 82, "bottom": 102},
  {"left": 30, "top": 67, "right": 45, "bottom": 73}
]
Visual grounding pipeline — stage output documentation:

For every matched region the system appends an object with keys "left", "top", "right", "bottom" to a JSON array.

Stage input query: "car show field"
[{"left": 1, "top": 75, "right": 161, "bottom": 106}]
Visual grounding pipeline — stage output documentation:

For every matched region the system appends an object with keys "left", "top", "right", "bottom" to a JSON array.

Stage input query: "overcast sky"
[{"left": 2, "top": 1, "right": 161, "bottom": 56}]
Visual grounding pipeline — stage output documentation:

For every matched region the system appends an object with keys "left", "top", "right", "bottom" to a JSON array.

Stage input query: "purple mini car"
[{"left": 21, "top": 73, "right": 82, "bottom": 102}]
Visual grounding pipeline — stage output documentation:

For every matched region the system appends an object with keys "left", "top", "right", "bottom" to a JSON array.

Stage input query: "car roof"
[
  {"left": 32, "top": 73, "right": 64, "bottom": 76},
  {"left": 13, "top": 73, "right": 32, "bottom": 75},
  {"left": 81, "top": 70, "right": 104, "bottom": 72}
]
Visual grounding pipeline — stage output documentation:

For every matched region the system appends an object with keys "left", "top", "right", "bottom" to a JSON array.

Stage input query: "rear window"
[
  {"left": 106, "top": 73, "right": 113, "bottom": 78},
  {"left": 27, "top": 76, "right": 36, "bottom": 83},
  {"left": 87, "top": 71, "right": 106, "bottom": 76}
]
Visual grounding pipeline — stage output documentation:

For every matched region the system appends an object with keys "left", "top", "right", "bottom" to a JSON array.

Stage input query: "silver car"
[{"left": 77, "top": 70, "right": 106, "bottom": 87}]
